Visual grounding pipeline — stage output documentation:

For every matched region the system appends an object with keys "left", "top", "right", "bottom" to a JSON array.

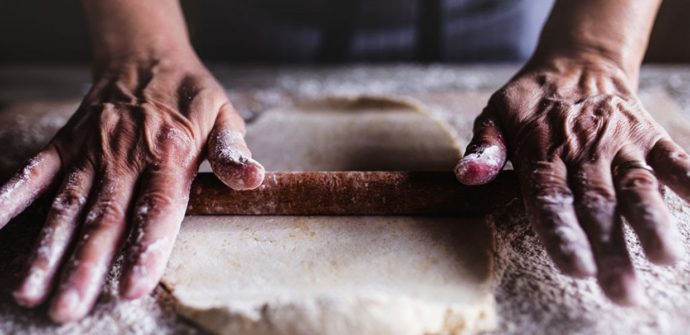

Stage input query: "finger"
[
  {"left": 120, "top": 164, "right": 192, "bottom": 299},
  {"left": 570, "top": 161, "right": 641, "bottom": 305},
  {"left": 517, "top": 158, "right": 596, "bottom": 278},
  {"left": 455, "top": 107, "right": 507, "bottom": 185},
  {"left": 13, "top": 162, "right": 95, "bottom": 307},
  {"left": 0, "top": 146, "right": 62, "bottom": 228},
  {"left": 49, "top": 173, "right": 137, "bottom": 323},
  {"left": 648, "top": 138, "right": 690, "bottom": 202},
  {"left": 614, "top": 150, "right": 683, "bottom": 265},
  {"left": 207, "top": 102, "right": 265, "bottom": 190}
]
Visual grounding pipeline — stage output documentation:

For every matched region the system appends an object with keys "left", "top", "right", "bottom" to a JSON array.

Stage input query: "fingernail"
[
  {"left": 647, "top": 235, "right": 684, "bottom": 266},
  {"left": 223, "top": 157, "right": 265, "bottom": 190},
  {"left": 13, "top": 271, "right": 47, "bottom": 307},
  {"left": 121, "top": 277, "right": 147, "bottom": 300},
  {"left": 577, "top": 256, "right": 597, "bottom": 278},
  {"left": 121, "top": 265, "right": 157, "bottom": 300},
  {"left": 551, "top": 230, "right": 598, "bottom": 278},
  {"left": 239, "top": 159, "right": 265, "bottom": 190},
  {"left": 600, "top": 272, "right": 643, "bottom": 306},
  {"left": 49, "top": 288, "right": 83, "bottom": 323},
  {"left": 653, "top": 227, "right": 685, "bottom": 265},
  {"left": 121, "top": 237, "right": 173, "bottom": 300},
  {"left": 455, "top": 145, "right": 504, "bottom": 185},
  {"left": 556, "top": 252, "right": 597, "bottom": 278}
]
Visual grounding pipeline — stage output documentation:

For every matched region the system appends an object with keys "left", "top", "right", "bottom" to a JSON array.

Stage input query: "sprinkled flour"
[{"left": 488, "top": 191, "right": 690, "bottom": 335}]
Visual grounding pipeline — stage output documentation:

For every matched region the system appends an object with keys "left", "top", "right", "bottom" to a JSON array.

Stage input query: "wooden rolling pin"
[{"left": 187, "top": 171, "right": 519, "bottom": 215}]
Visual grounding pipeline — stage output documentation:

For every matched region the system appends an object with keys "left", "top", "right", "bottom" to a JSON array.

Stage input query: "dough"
[
  {"left": 245, "top": 96, "right": 461, "bottom": 171},
  {"left": 161, "top": 96, "right": 497, "bottom": 335}
]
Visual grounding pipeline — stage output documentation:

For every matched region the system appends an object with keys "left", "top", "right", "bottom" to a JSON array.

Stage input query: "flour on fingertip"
[
  {"left": 455, "top": 145, "right": 505, "bottom": 185},
  {"left": 209, "top": 129, "right": 265, "bottom": 190}
]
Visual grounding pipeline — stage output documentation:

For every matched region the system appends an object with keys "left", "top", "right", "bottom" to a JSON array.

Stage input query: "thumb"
[
  {"left": 207, "top": 103, "right": 265, "bottom": 190},
  {"left": 455, "top": 107, "right": 507, "bottom": 185}
]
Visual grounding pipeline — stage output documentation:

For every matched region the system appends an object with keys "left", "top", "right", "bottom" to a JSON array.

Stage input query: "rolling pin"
[{"left": 187, "top": 171, "right": 519, "bottom": 215}]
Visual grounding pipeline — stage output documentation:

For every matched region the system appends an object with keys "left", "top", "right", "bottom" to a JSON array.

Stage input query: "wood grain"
[{"left": 187, "top": 171, "right": 519, "bottom": 215}]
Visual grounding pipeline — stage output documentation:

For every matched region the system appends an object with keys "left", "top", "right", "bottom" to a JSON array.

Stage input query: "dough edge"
[{"left": 162, "top": 288, "right": 497, "bottom": 335}]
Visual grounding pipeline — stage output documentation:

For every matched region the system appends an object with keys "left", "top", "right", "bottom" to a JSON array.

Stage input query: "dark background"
[{"left": 0, "top": 0, "right": 688, "bottom": 64}]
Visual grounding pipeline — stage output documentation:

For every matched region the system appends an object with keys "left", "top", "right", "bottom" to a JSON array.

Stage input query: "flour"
[
  {"left": 17, "top": 269, "right": 47, "bottom": 303},
  {"left": 0, "top": 158, "right": 38, "bottom": 202},
  {"left": 455, "top": 144, "right": 505, "bottom": 185},
  {"left": 489, "top": 192, "right": 690, "bottom": 334},
  {"left": 208, "top": 129, "right": 265, "bottom": 190},
  {"left": 459, "top": 145, "right": 502, "bottom": 168},
  {"left": 212, "top": 129, "right": 250, "bottom": 164},
  {"left": 0, "top": 248, "right": 201, "bottom": 335},
  {"left": 135, "top": 203, "right": 150, "bottom": 222},
  {"left": 128, "top": 237, "right": 173, "bottom": 282},
  {"left": 534, "top": 192, "right": 575, "bottom": 206},
  {"left": 2, "top": 68, "right": 690, "bottom": 334}
]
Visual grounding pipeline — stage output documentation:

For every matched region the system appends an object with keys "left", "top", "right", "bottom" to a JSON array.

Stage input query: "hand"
[
  {"left": 0, "top": 51, "right": 265, "bottom": 322},
  {"left": 456, "top": 56, "right": 687, "bottom": 304}
]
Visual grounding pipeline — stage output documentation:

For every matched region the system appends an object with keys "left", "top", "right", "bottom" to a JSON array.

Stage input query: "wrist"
[
  {"left": 82, "top": 0, "right": 193, "bottom": 74},
  {"left": 528, "top": 0, "right": 661, "bottom": 87},
  {"left": 530, "top": 43, "right": 641, "bottom": 84},
  {"left": 92, "top": 37, "right": 192, "bottom": 66},
  {"left": 91, "top": 44, "right": 202, "bottom": 79},
  {"left": 526, "top": 47, "right": 640, "bottom": 88}
]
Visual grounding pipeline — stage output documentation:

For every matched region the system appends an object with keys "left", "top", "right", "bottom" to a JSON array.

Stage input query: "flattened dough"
[
  {"left": 162, "top": 96, "right": 496, "bottom": 335},
  {"left": 245, "top": 97, "right": 461, "bottom": 171}
]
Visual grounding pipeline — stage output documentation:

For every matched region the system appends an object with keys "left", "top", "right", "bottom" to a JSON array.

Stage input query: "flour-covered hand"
[
  {"left": 0, "top": 51, "right": 264, "bottom": 322},
  {"left": 456, "top": 55, "right": 687, "bottom": 304}
]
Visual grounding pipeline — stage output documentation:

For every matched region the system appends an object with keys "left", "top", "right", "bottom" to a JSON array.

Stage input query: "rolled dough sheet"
[{"left": 161, "top": 96, "right": 497, "bottom": 335}]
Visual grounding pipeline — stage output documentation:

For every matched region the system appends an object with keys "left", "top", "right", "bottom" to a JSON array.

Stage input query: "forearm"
[
  {"left": 531, "top": 0, "right": 661, "bottom": 82},
  {"left": 81, "top": 0, "right": 192, "bottom": 68}
]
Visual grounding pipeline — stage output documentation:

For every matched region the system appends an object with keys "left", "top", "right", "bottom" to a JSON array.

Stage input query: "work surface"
[{"left": 2, "top": 65, "right": 690, "bottom": 334}]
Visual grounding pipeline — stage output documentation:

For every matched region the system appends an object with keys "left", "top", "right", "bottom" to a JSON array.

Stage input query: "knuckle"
[
  {"left": 527, "top": 163, "right": 574, "bottom": 208},
  {"left": 578, "top": 189, "right": 617, "bottom": 212},
  {"left": 84, "top": 201, "right": 126, "bottom": 228},
  {"left": 533, "top": 188, "right": 575, "bottom": 208},
  {"left": 527, "top": 160, "right": 566, "bottom": 180},
  {"left": 656, "top": 141, "right": 690, "bottom": 162},
  {"left": 98, "top": 147, "right": 140, "bottom": 174},
  {"left": 89, "top": 102, "right": 120, "bottom": 120},
  {"left": 602, "top": 94, "right": 625, "bottom": 106},
  {"left": 672, "top": 150, "right": 690, "bottom": 161},
  {"left": 473, "top": 109, "right": 499, "bottom": 133},
  {"left": 544, "top": 96, "right": 571, "bottom": 111},
  {"left": 136, "top": 192, "right": 177, "bottom": 217},
  {"left": 579, "top": 94, "right": 623, "bottom": 117},
  {"left": 489, "top": 88, "right": 513, "bottom": 110},
  {"left": 51, "top": 191, "right": 87, "bottom": 213},
  {"left": 194, "top": 86, "right": 226, "bottom": 105},
  {"left": 178, "top": 75, "right": 226, "bottom": 111},
  {"left": 617, "top": 170, "right": 658, "bottom": 191},
  {"left": 155, "top": 126, "right": 197, "bottom": 164}
]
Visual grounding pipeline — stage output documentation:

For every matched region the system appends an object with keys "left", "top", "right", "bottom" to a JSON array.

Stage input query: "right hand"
[
  {"left": 1, "top": 49, "right": 265, "bottom": 323},
  {"left": 456, "top": 55, "right": 687, "bottom": 304}
]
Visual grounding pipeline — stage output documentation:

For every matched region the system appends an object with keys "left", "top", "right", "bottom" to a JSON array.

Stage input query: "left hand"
[
  {"left": 0, "top": 51, "right": 265, "bottom": 322},
  {"left": 455, "top": 55, "right": 688, "bottom": 304}
]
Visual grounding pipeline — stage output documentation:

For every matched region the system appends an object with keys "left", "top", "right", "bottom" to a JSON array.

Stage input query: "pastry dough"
[{"left": 161, "top": 96, "right": 496, "bottom": 335}]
